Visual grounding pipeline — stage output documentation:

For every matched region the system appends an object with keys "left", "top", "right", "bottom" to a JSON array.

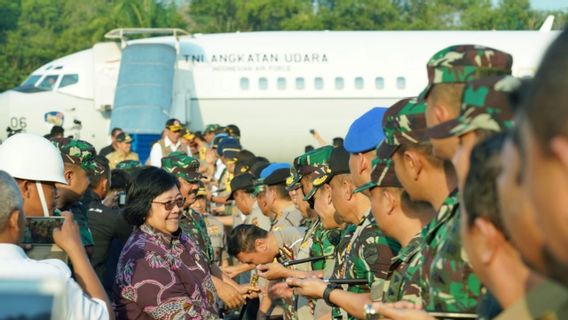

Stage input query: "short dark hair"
[
  {"left": 123, "top": 167, "right": 180, "bottom": 226},
  {"left": 227, "top": 224, "right": 268, "bottom": 257},
  {"left": 111, "top": 127, "right": 123, "bottom": 137},
  {"left": 463, "top": 132, "right": 507, "bottom": 233},
  {"left": 332, "top": 137, "right": 344, "bottom": 147},
  {"left": 305, "top": 145, "right": 314, "bottom": 153},
  {"left": 50, "top": 126, "right": 64, "bottom": 136},
  {"left": 396, "top": 140, "right": 443, "bottom": 169},
  {"left": 429, "top": 83, "right": 466, "bottom": 116},
  {"left": 523, "top": 28, "right": 568, "bottom": 154},
  {"left": 90, "top": 156, "right": 110, "bottom": 188},
  {"left": 110, "top": 169, "right": 130, "bottom": 191},
  {"left": 269, "top": 184, "right": 290, "bottom": 200}
]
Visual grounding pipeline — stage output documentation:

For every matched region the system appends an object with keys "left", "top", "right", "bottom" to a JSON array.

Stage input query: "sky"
[
  {"left": 490, "top": 0, "right": 566, "bottom": 10},
  {"left": 529, "top": 0, "right": 566, "bottom": 10}
]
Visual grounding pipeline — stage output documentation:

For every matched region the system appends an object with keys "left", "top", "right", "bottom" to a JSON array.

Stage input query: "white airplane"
[{"left": 0, "top": 21, "right": 560, "bottom": 161}]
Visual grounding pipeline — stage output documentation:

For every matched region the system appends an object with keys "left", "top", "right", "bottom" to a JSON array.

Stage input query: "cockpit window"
[
  {"left": 37, "top": 75, "right": 59, "bottom": 91},
  {"left": 20, "top": 75, "right": 41, "bottom": 87},
  {"left": 60, "top": 74, "right": 79, "bottom": 88}
]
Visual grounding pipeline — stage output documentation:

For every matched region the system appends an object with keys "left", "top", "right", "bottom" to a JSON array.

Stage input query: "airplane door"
[{"left": 110, "top": 43, "right": 176, "bottom": 162}]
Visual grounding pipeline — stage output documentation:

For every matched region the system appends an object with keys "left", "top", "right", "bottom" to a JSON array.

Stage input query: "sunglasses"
[{"left": 152, "top": 196, "right": 186, "bottom": 211}]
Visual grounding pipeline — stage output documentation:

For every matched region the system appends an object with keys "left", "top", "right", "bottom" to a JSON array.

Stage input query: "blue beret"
[
  {"left": 260, "top": 162, "right": 291, "bottom": 179},
  {"left": 344, "top": 107, "right": 387, "bottom": 154}
]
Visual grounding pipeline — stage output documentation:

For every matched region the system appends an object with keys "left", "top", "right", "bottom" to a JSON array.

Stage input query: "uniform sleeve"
[
  {"left": 65, "top": 273, "right": 110, "bottom": 319},
  {"left": 148, "top": 143, "right": 162, "bottom": 167}
]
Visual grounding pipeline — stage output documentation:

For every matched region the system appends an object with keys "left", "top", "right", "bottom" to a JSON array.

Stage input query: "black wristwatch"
[{"left": 323, "top": 283, "right": 340, "bottom": 306}]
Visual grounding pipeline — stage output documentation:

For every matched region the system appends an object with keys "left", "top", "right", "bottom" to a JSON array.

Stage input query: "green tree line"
[{"left": 0, "top": 0, "right": 566, "bottom": 92}]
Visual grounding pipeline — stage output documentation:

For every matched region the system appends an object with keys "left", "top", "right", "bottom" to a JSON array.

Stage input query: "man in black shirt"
[
  {"left": 87, "top": 156, "right": 132, "bottom": 292},
  {"left": 99, "top": 127, "right": 123, "bottom": 157}
]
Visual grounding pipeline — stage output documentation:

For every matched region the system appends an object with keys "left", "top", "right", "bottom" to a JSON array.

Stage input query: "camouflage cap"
[
  {"left": 204, "top": 124, "right": 221, "bottom": 134},
  {"left": 90, "top": 155, "right": 109, "bottom": 180},
  {"left": 425, "top": 75, "right": 519, "bottom": 139},
  {"left": 354, "top": 144, "right": 402, "bottom": 193},
  {"left": 309, "top": 146, "right": 350, "bottom": 192},
  {"left": 161, "top": 151, "right": 201, "bottom": 183},
  {"left": 51, "top": 137, "right": 97, "bottom": 173},
  {"left": 418, "top": 45, "right": 513, "bottom": 101},
  {"left": 287, "top": 146, "right": 334, "bottom": 189},
  {"left": 116, "top": 160, "right": 142, "bottom": 171},
  {"left": 301, "top": 146, "right": 334, "bottom": 201},
  {"left": 115, "top": 132, "right": 132, "bottom": 143},
  {"left": 376, "top": 98, "right": 428, "bottom": 160}
]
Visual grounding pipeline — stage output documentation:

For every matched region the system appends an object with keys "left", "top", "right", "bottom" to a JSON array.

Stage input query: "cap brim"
[
  {"left": 223, "top": 151, "right": 238, "bottom": 160},
  {"left": 353, "top": 181, "right": 377, "bottom": 193},
  {"left": 424, "top": 118, "right": 462, "bottom": 140},
  {"left": 376, "top": 142, "right": 398, "bottom": 159},
  {"left": 303, "top": 186, "right": 318, "bottom": 201}
]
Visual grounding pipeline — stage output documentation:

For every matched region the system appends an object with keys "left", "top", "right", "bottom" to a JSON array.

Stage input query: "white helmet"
[{"left": 0, "top": 133, "right": 67, "bottom": 184}]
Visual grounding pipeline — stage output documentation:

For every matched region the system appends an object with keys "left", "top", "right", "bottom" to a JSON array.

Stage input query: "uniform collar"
[
  {"left": 164, "top": 136, "right": 181, "bottom": 149},
  {"left": 0, "top": 243, "right": 28, "bottom": 260}
]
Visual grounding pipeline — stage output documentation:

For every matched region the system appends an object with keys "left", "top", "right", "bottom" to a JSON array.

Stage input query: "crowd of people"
[{"left": 0, "top": 28, "right": 568, "bottom": 320}]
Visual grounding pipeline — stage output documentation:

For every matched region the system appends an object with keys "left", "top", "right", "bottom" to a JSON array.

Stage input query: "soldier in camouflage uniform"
[
  {"left": 287, "top": 147, "right": 341, "bottom": 318},
  {"left": 417, "top": 45, "right": 513, "bottom": 312},
  {"left": 193, "top": 182, "right": 226, "bottom": 265},
  {"left": 162, "top": 151, "right": 257, "bottom": 313},
  {"left": 51, "top": 137, "right": 97, "bottom": 253},
  {"left": 161, "top": 151, "right": 215, "bottom": 263},
  {"left": 354, "top": 142, "right": 433, "bottom": 308}
]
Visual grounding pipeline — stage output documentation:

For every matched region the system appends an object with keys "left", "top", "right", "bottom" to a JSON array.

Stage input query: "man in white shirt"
[
  {"left": 148, "top": 118, "right": 183, "bottom": 167},
  {"left": 0, "top": 170, "right": 113, "bottom": 320}
]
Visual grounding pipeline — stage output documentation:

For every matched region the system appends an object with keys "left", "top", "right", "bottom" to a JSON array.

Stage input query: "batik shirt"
[
  {"left": 179, "top": 208, "right": 215, "bottom": 264},
  {"left": 114, "top": 224, "right": 218, "bottom": 319},
  {"left": 421, "top": 190, "right": 483, "bottom": 312}
]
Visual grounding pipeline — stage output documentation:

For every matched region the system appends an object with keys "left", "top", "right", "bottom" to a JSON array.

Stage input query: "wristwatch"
[
  {"left": 364, "top": 303, "right": 380, "bottom": 320},
  {"left": 323, "top": 283, "right": 340, "bottom": 306}
]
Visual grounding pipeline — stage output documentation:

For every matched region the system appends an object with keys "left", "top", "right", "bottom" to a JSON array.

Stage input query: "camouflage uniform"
[
  {"left": 417, "top": 47, "right": 515, "bottom": 313},
  {"left": 378, "top": 234, "right": 423, "bottom": 304},
  {"left": 356, "top": 158, "right": 426, "bottom": 306},
  {"left": 161, "top": 152, "right": 215, "bottom": 263},
  {"left": 331, "top": 211, "right": 400, "bottom": 320},
  {"left": 51, "top": 138, "right": 97, "bottom": 247},
  {"left": 375, "top": 98, "right": 434, "bottom": 309},
  {"left": 288, "top": 148, "right": 340, "bottom": 318}
]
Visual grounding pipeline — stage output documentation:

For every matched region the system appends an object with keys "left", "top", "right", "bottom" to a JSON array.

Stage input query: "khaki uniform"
[
  {"left": 271, "top": 205, "right": 303, "bottom": 231},
  {"left": 495, "top": 279, "right": 568, "bottom": 320},
  {"left": 244, "top": 201, "right": 271, "bottom": 231},
  {"left": 106, "top": 151, "right": 139, "bottom": 170},
  {"left": 272, "top": 227, "right": 306, "bottom": 320}
]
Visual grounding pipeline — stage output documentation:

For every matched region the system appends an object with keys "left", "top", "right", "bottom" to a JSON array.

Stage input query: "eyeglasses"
[{"left": 152, "top": 197, "right": 186, "bottom": 211}]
